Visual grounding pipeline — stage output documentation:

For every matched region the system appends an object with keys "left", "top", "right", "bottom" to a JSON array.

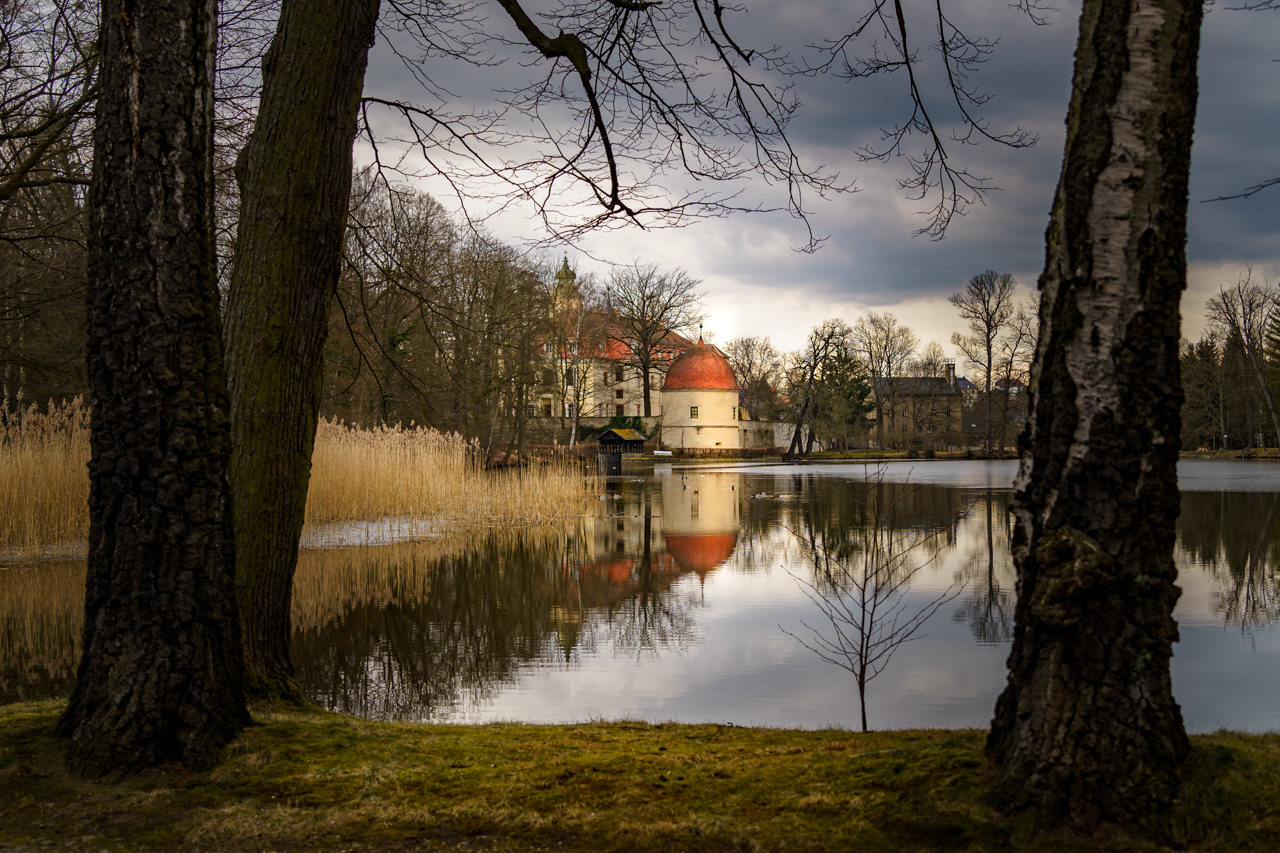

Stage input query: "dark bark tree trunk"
[
  {"left": 987, "top": 0, "right": 1201, "bottom": 835},
  {"left": 786, "top": 399, "right": 808, "bottom": 459},
  {"left": 223, "top": 0, "right": 380, "bottom": 698},
  {"left": 58, "top": 0, "right": 248, "bottom": 774}
]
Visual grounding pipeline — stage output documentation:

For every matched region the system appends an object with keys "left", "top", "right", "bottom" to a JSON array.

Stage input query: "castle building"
[
  {"left": 541, "top": 257, "right": 692, "bottom": 423},
  {"left": 541, "top": 256, "right": 782, "bottom": 450}
]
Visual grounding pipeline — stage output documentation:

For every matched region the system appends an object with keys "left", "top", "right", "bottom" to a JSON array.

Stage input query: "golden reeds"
[
  {"left": 304, "top": 419, "right": 594, "bottom": 531},
  {"left": 0, "top": 408, "right": 594, "bottom": 554},
  {"left": 0, "top": 399, "right": 90, "bottom": 556}
]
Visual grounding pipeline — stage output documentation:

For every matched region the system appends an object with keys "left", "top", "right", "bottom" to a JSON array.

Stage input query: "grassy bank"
[
  {"left": 1, "top": 702, "right": 1278, "bottom": 852},
  {"left": 0, "top": 407, "right": 594, "bottom": 554}
]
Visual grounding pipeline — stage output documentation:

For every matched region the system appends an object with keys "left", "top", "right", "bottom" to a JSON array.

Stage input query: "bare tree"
[
  {"left": 784, "top": 319, "right": 856, "bottom": 457},
  {"left": 1206, "top": 268, "right": 1280, "bottom": 448},
  {"left": 907, "top": 340, "right": 947, "bottom": 377},
  {"left": 851, "top": 311, "right": 918, "bottom": 449},
  {"left": 723, "top": 335, "right": 785, "bottom": 420},
  {"left": 223, "top": 0, "right": 381, "bottom": 698},
  {"left": 783, "top": 477, "right": 962, "bottom": 732},
  {"left": 988, "top": 293, "right": 1039, "bottom": 450},
  {"left": 950, "top": 270, "right": 1017, "bottom": 455},
  {"left": 808, "top": 1, "right": 1039, "bottom": 238},
  {"left": 1, "top": 0, "right": 96, "bottom": 415},
  {"left": 604, "top": 262, "right": 705, "bottom": 417},
  {"left": 0, "top": 0, "right": 96, "bottom": 205},
  {"left": 366, "top": 0, "right": 847, "bottom": 250}
]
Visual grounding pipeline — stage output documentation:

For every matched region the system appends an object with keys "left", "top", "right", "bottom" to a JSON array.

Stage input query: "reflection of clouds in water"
[{"left": 11, "top": 461, "right": 1280, "bottom": 731}]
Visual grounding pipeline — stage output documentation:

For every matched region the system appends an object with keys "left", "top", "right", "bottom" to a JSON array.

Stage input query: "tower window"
[{"left": 690, "top": 406, "right": 699, "bottom": 419}]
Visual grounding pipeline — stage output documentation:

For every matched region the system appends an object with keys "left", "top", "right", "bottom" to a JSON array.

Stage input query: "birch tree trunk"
[
  {"left": 58, "top": 0, "right": 247, "bottom": 774},
  {"left": 986, "top": 0, "right": 1201, "bottom": 834},
  {"left": 223, "top": 0, "right": 380, "bottom": 698}
]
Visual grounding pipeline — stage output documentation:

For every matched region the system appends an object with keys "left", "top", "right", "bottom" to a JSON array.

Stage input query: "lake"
[{"left": 4, "top": 459, "right": 1280, "bottom": 733}]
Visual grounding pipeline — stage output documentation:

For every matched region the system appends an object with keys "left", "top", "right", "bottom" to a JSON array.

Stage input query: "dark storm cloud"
[
  {"left": 1186, "top": 7, "right": 1280, "bottom": 267},
  {"left": 354, "top": 0, "right": 1280, "bottom": 345}
]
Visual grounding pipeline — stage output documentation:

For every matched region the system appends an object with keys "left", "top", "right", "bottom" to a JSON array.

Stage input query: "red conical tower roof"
[{"left": 662, "top": 340, "right": 737, "bottom": 391}]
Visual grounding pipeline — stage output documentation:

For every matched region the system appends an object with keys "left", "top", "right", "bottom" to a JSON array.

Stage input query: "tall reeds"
[
  {"left": 305, "top": 419, "right": 594, "bottom": 531},
  {"left": 0, "top": 407, "right": 594, "bottom": 554},
  {"left": 0, "top": 399, "right": 90, "bottom": 556}
]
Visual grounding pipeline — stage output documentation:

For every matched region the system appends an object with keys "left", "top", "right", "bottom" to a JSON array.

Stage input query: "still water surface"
[{"left": 4, "top": 460, "right": 1280, "bottom": 732}]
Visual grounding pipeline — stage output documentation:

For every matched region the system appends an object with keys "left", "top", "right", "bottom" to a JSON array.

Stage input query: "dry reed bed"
[
  {"left": 305, "top": 419, "right": 594, "bottom": 529},
  {"left": 0, "top": 407, "right": 596, "bottom": 553},
  {"left": 0, "top": 399, "right": 90, "bottom": 555}
]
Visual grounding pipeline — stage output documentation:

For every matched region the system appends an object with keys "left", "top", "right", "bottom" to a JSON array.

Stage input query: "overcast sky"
[{"left": 355, "top": 0, "right": 1280, "bottom": 368}]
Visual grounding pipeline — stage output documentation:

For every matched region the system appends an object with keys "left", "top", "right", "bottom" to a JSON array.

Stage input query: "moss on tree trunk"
[{"left": 986, "top": 0, "right": 1202, "bottom": 834}]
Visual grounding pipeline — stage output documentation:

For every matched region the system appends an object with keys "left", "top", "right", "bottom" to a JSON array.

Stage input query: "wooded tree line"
[
  {"left": 723, "top": 278, "right": 1039, "bottom": 457},
  {"left": 0, "top": 0, "right": 1252, "bottom": 839},
  {"left": 1182, "top": 270, "right": 1280, "bottom": 452}
]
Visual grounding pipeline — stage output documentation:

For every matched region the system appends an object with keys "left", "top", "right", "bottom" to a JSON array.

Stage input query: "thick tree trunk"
[
  {"left": 224, "top": 0, "right": 380, "bottom": 698},
  {"left": 58, "top": 0, "right": 248, "bottom": 774},
  {"left": 987, "top": 0, "right": 1201, "bottom": 834}
]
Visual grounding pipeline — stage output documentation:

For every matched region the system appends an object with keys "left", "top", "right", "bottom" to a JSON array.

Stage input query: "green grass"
[{"left": 2, "top": 701, "right": 1278, "bottom": 852}]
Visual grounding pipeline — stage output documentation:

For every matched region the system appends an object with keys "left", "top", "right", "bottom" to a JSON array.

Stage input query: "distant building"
[
  {"left": 538, "top": 257, "right": 693, "bottom": 422},
  {"left": 538, "top": 257, "right": 780, "bottom": 449},
  {"left": 870, "top": 360, "right": 964, "bottom": 447}
]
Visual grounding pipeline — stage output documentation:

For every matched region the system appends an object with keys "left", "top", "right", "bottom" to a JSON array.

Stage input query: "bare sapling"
[{"left": 783, "top": 477, "right": 962, "bottom": 732}]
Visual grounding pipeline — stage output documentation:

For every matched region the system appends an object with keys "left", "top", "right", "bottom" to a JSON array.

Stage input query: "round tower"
[{"left": 660, "top": 338, "right": 742, "bottom": 449}]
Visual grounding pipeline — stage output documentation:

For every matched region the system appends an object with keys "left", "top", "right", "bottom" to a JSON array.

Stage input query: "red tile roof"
[{"left": 661, "top": 341, "right": 738, "bottom": 391}]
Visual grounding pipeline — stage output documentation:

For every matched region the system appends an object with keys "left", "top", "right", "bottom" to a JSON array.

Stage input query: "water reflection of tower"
[{"left": 661, "top": 471, "right": 742, "bottom": 583}]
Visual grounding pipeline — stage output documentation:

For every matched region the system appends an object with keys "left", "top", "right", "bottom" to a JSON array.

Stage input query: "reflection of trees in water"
[
  {"left": 737, "top": 473, "right": 969, "bottom": 572},
  {"left": 292, "top": 523, "right": 701, "bottom": 721},
  {"left": 951, "top": 490, "right": 1017, "bottom": 644},
  {"left": 759, "top": 475, "right": 1016, "bottom": 647},
  {"left": 784, "top": 477, "right": 961, "bottom": 732},
  {"left": 1178, "top": 491, "right": 1280, "bottom": 633}
]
